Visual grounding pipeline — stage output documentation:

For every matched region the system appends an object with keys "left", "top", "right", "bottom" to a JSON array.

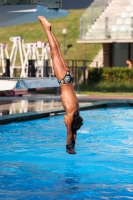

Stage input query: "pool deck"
[{"left": 0, "top": 93, "right": 133, "bottom": 124}]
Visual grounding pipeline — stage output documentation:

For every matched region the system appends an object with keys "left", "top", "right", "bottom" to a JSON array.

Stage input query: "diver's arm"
[{"left": 64, "top": 114, "right": 76, "bottom": 154}]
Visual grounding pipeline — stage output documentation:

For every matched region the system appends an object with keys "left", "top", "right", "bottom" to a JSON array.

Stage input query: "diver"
[{"left": 38, "top": 16, "right": 83, "bottom": 154}]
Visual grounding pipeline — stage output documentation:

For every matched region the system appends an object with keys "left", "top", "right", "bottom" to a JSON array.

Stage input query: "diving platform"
[{"left": 0, "top": 77, "right": 59, "bottom": 91}]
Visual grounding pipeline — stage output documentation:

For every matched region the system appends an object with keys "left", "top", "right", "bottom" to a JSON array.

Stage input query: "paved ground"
[
  {"left": 1, "top": 93, "right": 133, "bottom": 101},
  {"left": 77, "top": 94, "right": 133, "bottom": 100}
]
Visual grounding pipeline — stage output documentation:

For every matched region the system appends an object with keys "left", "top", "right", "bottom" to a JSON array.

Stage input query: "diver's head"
[{"left": 71, "top": 112, "right": 83, "bottom": 131}]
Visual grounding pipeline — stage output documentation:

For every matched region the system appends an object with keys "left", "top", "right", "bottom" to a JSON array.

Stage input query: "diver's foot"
[
  {"left": 38, "top": 16, "right": 51, "bottom": 29},
  {"left": 66, "top": 145, "right": 76, "bottom": 154}
]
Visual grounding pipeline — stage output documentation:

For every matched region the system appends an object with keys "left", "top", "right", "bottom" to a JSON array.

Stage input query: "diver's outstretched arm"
[{"left": 64, "top": 114, "right": 76, "bottom": 154}]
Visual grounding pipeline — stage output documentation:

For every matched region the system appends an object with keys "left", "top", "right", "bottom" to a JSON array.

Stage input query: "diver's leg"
[
  {"left": 51, "top": 32, "right": 69, "bottom": 71},
  {"left": 38, "top": 16, "right": 66, "bottom": 80}
]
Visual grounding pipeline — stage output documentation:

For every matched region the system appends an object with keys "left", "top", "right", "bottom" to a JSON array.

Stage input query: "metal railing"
[
  {"left": 79, "top": 0, "right": 133, "bottom": 40},
  {"left": 0, "top": 59, "right": 93, "bottom": 92},
  {"left": 80, "top": 16, "right": 133, "bottom": 40},
  {"left": 80, "top": 0, "right": 112, "bottom": 38},
  {"left": 0, "top": 0, "right": 62, "bottom": 9}
]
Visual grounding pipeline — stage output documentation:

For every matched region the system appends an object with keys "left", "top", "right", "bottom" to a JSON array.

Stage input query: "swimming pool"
[{"left": 0, "top": 107, "right": 133, "bottom": 199}]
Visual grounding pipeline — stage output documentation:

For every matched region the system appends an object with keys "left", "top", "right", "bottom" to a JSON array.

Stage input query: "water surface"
[{"left": 0, "top": 107, "right": 133, "bottom": 199}]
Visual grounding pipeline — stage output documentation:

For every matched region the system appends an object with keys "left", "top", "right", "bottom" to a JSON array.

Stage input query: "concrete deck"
[{"left": 0, "top": 94, "right": 133, "bottom": 124}]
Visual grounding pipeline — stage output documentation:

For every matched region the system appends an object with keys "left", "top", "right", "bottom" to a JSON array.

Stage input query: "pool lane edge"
[{"left": 0, "top": 100, "right": 133, "bottom": 125}]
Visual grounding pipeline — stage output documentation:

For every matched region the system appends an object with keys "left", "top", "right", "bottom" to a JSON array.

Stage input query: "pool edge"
[{"left": 0, "top": 100, "right": 133, "bottom": 125}]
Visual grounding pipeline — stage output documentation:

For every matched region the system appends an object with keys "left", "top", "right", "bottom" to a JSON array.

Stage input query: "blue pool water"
[{"left": 0, "top": 107, "right": 133, "bottom": 200}]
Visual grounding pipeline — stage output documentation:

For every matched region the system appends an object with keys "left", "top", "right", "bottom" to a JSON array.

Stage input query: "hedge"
[
  {"left": 78, "top": 67, "right": 133, "bottom": 92},
  {"left": 88, "top": 67, "right": 133, "bottom": 84}
]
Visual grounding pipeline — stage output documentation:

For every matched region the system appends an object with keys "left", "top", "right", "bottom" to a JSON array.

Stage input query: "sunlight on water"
[{"left": 0, "top": 107, "right": 133, "bottom": 199}]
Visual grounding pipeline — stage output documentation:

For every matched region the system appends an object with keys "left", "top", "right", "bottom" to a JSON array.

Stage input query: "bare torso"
[{"left": 60, "top": 83, "right": 79, "bottom": 115}]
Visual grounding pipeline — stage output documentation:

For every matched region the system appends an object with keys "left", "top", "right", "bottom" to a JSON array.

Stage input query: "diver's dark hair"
[{"left": 71, "top": 113, "right": 83, "bottom": 131}]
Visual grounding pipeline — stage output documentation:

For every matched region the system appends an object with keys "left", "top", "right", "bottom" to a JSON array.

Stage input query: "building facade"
[{"left": 77, "top": 0, "right": 133, "bottom": 67}]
